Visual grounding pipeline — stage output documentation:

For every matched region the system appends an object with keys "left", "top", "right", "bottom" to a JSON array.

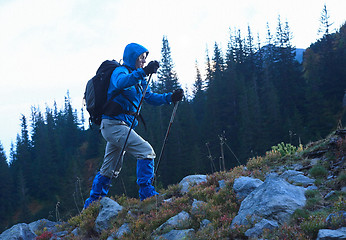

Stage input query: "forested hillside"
[{"left": 0, "top": 19, "right": 345, "bottom": 232}]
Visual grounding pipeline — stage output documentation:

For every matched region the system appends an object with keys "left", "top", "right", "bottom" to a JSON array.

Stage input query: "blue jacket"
[{"left": 103, "top": 43, "right": 173, "bottom": 127}]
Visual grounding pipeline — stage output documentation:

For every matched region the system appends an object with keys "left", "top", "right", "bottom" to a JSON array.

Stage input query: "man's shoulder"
[{"left": 111, "top": 65, "right": 130, "bottom": 78}]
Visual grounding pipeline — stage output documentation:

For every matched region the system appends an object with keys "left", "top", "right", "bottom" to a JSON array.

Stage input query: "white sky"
[{"left": 0, "top": 0, "right": 345, "bottom": 158}]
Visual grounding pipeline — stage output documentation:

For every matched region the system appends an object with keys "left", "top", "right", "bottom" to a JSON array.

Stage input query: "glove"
[
  {"left": 143, "top": 60, "right": 160, "bottom": 75},
  {"left": 171, "top": 89, "right": 184, "bottom": 103}
]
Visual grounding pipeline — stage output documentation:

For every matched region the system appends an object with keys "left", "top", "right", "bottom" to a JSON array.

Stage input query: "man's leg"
[
  {"left": 136, "top": 159, "right": 158, "bottom": 200},
  {"left": 100, "top": 119, "right": 158, "bottom": 201},
  {"left": 83, "top": 172, "right": 110, "bottom": 209}
]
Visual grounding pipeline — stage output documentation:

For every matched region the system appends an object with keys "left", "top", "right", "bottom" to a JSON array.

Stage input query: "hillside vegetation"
[{"left": 30, "top": 128, "right": 344, "bottom": 240}]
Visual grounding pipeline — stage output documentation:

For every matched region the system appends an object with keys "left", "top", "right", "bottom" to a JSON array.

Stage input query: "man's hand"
[
  {"left": 143, "top": 61, "right": 160, "bottom": 75},
  {"left": 171, "top": 89, "right": 184, "bottom": 103}
]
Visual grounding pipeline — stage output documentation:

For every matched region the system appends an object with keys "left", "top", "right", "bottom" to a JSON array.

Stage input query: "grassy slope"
[{"left": 40, "top": 129, "right": 345, "bottom": 240}]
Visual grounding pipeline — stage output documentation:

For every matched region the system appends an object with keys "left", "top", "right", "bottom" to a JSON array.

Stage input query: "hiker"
[{"left": 84, "top": 43, "right": 184, "bottom": 208}]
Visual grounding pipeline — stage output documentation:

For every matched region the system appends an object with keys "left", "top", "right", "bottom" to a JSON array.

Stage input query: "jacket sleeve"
[
  {"left": 109, "top": 67, "right": 146, "bottom": 92},
  {"left": 143, "top": 80, "right": 173, "bottom": 105}
]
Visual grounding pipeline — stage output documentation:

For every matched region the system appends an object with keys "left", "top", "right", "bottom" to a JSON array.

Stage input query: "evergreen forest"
[{"left": 0, "top": 15, "right": 345, "bottom": 232}]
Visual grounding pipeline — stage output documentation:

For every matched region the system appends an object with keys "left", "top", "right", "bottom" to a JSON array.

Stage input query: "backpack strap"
[{"left": 103, "top": 90, "right": 147, "bottom": 130}]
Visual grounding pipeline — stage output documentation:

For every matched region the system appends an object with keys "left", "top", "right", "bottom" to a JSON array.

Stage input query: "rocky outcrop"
[
  {"left": 233, "top": 176, "right": 263, "bottom": 200},
  {"left": 280, "top": 170, "right": 315, "bottom": 187},
  {"left": 95, "top": 197, "right": 123, "bottom": 233},
  {"left": 153, "top": 211, "right": 191, "bottom": 235},
  {"left": 106, "top": 223, "right": 130, "bottom": 240},
  {"left": 0, "top": 223, "right": 36, "bottom": 240},
  {"left": 179, "top": 174, "right": 207, "bottom": 194},
  {"left": 0, "top": 219, "right": 64, "bottom": 240},
  {"left": 231, "top": 174, "right": 306, "bottom": 227},
  {"left": 244, "top": 219, "right": 279, "bottom": 238},
  {"left": 316, "top": 227, "right": 346, "bottom": 240}
]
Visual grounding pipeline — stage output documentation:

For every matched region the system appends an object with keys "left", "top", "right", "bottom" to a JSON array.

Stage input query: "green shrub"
[
  {"left": 300, "top": 212, "right": 328, "bottom": 239},
  {"left": 262, "top": 223, "right": 308, "bottom": 240},
  {"left": 291, "top": 209, "right": 310, "bottom": 224},
  {"left": 333, "top": 196, "right": 346, "bottom": 211},
  {"left": 309, "top": 165, "right": 328, "bottom": 179},
  {"left": 67, "top": 202, "right": 100, "bottom": 237},
  {"left": 271, "top": 142, "right": 297, "bottom": 156},
  {"left": 305, "top": 189, "right": 319, "bottom": 198}
]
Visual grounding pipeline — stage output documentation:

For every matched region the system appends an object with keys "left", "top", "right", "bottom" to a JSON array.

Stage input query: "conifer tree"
[
  {"left": 318, "top": 4, "right": 333, "bottom": 37},
  {"left": 157, "top": 36, "right": 180, "bottom": 93}
]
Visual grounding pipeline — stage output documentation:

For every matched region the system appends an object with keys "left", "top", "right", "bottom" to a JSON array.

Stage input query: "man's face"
[{"left": 135, "top": 52, "right": 147, "bottom": 69}]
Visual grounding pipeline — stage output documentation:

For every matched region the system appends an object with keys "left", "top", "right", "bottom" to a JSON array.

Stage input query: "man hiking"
[{"left": 84, "top": 43, "right": 184, "bottom": 209}]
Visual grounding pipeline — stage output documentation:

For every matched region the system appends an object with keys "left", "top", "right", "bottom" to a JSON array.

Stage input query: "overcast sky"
[{"left": 0, "top": 0, "right": 345, "bottom": 158}]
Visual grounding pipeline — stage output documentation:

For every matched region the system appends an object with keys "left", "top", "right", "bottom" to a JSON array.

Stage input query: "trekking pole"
[
  {"left": 153, "top": 101, "right": 180, "bottom": 184},
  {"left": 108, "top": 74, "right": 153, "bottom": 186}
]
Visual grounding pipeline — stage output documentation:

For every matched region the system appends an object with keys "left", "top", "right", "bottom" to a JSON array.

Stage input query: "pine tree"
[
  {"left": 318, "top": 4, "right": 333, "bottom": 37},
  {"left": 157, "top": 36, "right": 181, "bottom": 93},
  {"left": 151, "top": 36, "right": 185, "bottom": 185}
]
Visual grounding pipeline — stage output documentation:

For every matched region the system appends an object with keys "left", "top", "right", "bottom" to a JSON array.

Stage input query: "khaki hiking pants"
[{"left": 99, "top": 119, "right": 156, "bottom": 178}]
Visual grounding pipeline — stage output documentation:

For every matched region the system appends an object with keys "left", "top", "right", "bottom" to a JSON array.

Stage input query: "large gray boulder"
[
  {"left": 95, "top": 197, "right": 123, "bottom": 233},
  {"left": 231, "top": 175, "right": 306, "bottom": 227},
  {"left": 316, "top": 227, "right": 346, "bottom": 240},
  {"left": 0, "top": 223, "right": 36, "bottom": 240},
  {"left": 179, "top": 175, "right": 207, "bottom": 194},
  {"left": 233, "top": 176, "right": 263, "bottom": 200}
]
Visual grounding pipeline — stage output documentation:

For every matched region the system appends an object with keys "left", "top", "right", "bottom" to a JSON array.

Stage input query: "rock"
[
  {"left": 324, "top": 190, "right": 336, "bottom": 200},
  {"left": 154, "top": 211, "right": 191, "bottom": 234},
  {"left": 310, "top": 158, "right": 320, "bottom": 166},
  {"left": 341, "top": 186, "right": 346, "bottom": 192},
  {"left": 164, "top": 197, "right": 174, "bottom": 203},
  {"left": 326, "top": 211, "right": 346, "bottom": 226},
  {"left": 218, "top": 180, "right": 226, "bottom": 189},
  {"left": 179, "top": 175, "right": 207, "bottom": 194},
  {"left": 306, "top": 185, "right": 318, "bottom": 190},
  {"left": 0, "top": 223, "right": 36, "bottom": 240},
  {"left": 28, "top": 218, "right": 59, "bottom": 234},
  {"left": 102, "top": 223, "right": 130, "bottom": 239},
  {"left": 0, "top": 219, "right": 61, "bottom": 240},
  {"left": 233, "top": 176, "right": 263, "bottom": 200},
  {"left": 95, "top": 197, "right": 123, "bottom": 233},
  {"left": 154, "top": 229, "right": 195, "bottom": 240},
  {"left": 316, "top": 227, "right": 346, "bottom": 240},
  {"left": 231, "top": 175, "right": 306, "bottom": 227},
  {"left": 55, "top": 230, "right": 68, "bottom": 237},
  {"left": 115, "top": 223, "right": 131, "bottom": 239},
  {"left": 244, "top": 219, "right": 279, "bottom": 238},
  {"left": 191, "top": 199, "right": 207, "bottom": 216},
  {"left": 200, "top": 219, "right": 212, "bottom": 230},
  {"left": 107, "top": 234, "right": 116, "bottom": 240},
  {"left": 280, "top": 170, "right": 315, "bottom": 187},
  {"left": 71, "top": 227, "right": 80, "bottom": 236}
]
